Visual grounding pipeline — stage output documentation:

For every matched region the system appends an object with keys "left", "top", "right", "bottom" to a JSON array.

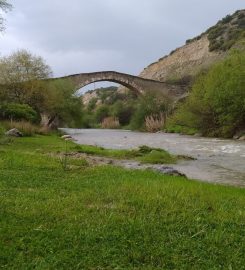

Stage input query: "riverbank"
[
  {"left": 61, "top": 128, "right": 245, "bottom": 187},
  {"left": 0, "top": 135, "right": 244, "bottom": 269}
]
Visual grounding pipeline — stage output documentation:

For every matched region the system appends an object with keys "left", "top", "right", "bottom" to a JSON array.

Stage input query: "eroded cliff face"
[{"left": 139, "top": 35, "right": 225, "bottom": 82}]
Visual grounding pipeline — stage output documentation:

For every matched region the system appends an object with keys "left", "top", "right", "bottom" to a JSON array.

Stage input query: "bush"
[
  {"left": 112, "top": 101, "right": 135, "bottom": 126},
  {"left": 80, "top": 112, "right": 97, "bottom": 128},
  {"left": 145, "top": 113, "right": 165, "bottom": 132},
  {"left": 101, "top": 117, "right": 120, "bottom": 129},
  {"left": 0, "top": 103, "right": 38, "bottom": 123},
  {"left": 168, "top": 50, "right": 245, "bottom": 138},
  {"left": 87, "top": 98, "right": 98, "bottom": 112},
  {"left": 130, "top": 93, "right": 171, "bottom": 130},
  {"left": 95, "top": 105, "right": 110, "bottom": 123}
]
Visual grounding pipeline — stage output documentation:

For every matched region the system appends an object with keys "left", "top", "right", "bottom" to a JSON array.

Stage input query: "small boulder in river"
[{"left": 5, "top": 128, "right": 23, "bottom": 137}]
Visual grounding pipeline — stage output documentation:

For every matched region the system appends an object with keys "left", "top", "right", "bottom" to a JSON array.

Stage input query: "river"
[{"left": 61, "top": 129, "right": 245, "bottom": 187}]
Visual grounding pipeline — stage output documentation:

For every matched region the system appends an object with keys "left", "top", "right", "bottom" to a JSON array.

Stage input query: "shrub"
[
  {"left": 87, "top": 98, "right": 98, "bottom": 111},
  {"left": 112, "top": 101, "right": 135, "bottom": 126},
  {"left": 0, "top": 103, "right": 38, "bottom": 123},
  {"left": 130, "top": 93, "right": 171, "bottom": 130},
  {"left": 145, "top": 113, "right": 165, "bottom": 132},
  {"left": 221, "top": 15, "right": 233, "bottom": 24},
  {"left": 168, "top": 50, "right": 245, "bottom": 138},
  {"left": 101, "top": 117, "right": 120, "bottom": 129},
  {"left": 95, "top": 105, "right": 110, "bottom": 123}
]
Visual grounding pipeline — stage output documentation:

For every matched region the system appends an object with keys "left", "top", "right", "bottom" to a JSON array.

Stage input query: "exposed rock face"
[
  {"left": 82, "top": 91, "right": 99, "bottom": 106},
  {"left": 87, "top": 10, "right": 244, "bottom": 101},
  {"left": 139, "top": 35, "right": 225, "bottom": 82},
  {"left": 139, "top": 9, "right": 245, "bottom": 83}
]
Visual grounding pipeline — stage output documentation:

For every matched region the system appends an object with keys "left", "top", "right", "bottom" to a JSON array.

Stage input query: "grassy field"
[{"left": 0, "top": 135, "right": 244, "bottom": 269}]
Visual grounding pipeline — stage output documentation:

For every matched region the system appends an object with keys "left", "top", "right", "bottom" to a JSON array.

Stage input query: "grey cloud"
[{"left": 0, "top": 0, "right": 244, "bottom": 77}]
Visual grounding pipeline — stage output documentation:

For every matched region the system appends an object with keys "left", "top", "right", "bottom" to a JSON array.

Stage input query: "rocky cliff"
[
  {"left": 139, "top": 9, "right": 244, "bottom": 84},
  {"left": 139, "top": 35, "right": 224, "bottom": 82}
]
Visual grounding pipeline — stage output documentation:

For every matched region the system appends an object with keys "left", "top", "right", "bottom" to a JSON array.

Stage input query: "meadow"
[{"left": 0, "top": 135, "right": 244, "bottom": 269}]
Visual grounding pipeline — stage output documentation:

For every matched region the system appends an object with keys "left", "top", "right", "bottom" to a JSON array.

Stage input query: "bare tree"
[{"left": 0, "top": 0, "right": 12, "bottom": 31}]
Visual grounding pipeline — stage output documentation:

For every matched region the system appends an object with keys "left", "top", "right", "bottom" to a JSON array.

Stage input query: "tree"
[
  {"left": 130, "top": 92, "right": 172, "bottom": 130},
  {"left": 0, "top": 50, "right": 52, "bottom": 105},
  {"left": 0, "top": 0, "right": 12, "bottom": 31},
  {"left": 0, "top": 103, "right": 38, "bottom": 123},
  {"left": 111, "top": 100, "right": 135, "bottom": 126},
  {"left": 41, "top": 79, "right": 84, "bottom": 128},
  {"left": 169, "top": 50, "right": 245, "bottom": 137},
  {"left": 95, "top": 105, "right": 110, "bottom": 123},
  {"left": 0, "top": 49, "right": 52, "bottom": 84},
  {"left": 0, "top": 50, "right": 83, "bottom": 128}
]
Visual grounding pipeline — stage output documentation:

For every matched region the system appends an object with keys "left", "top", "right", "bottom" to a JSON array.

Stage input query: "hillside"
[
  {"left": 83, "top": 10, "right": 244, "bottom": 101},
  {"left": 139, "top": 9, "right": 245, "bottom": 84},
  {"left": 80, "top": 10, "right": 245, "bottom": 135},
  {"left": 82, "top": 86, "right": 118, "bottom": 106}
]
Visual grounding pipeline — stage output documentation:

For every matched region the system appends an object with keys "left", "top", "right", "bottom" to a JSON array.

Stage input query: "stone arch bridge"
[{"left": 53, "top": 71, "right": 186, "bottom": 99}]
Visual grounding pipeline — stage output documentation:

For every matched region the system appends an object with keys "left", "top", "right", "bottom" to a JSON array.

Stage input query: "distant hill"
[{"left": 82, "top": 86, "right": 118, "bottom": 106}]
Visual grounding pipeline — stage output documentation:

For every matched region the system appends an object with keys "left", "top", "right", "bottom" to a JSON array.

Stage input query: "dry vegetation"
[
  {"left": 145, "top": 113, "right": 165, "bottom": 132},
  {"left": 101, "top": 116, "right": 120, "bottom": 129}
]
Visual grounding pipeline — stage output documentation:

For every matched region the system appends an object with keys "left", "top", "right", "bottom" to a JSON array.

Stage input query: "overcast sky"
[{"left": 0, "top": 0, "right": 244, "bottom": 78}]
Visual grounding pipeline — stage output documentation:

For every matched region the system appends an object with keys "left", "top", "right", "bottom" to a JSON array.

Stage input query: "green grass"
[
  {"left": 75, "top": 144, "right": 177, "bottom": 164},
  {"left": 0, "top": 135, "right": 244, "bottom": 269},
  {"left": 165, "top": 124, "right": 198, "bottom": 136}
]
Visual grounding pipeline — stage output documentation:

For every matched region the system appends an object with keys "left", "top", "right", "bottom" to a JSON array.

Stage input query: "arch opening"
[
  {"left": 76, "top": 81, "right": 120, "bottom": 96},
  {"left": 75, "top": 79, "right": 140, "bottom": 96}
]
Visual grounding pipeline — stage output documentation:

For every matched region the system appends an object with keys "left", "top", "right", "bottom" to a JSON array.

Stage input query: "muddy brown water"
[{"left": 60, "top": 129, "right": 245, "bottom": 187}]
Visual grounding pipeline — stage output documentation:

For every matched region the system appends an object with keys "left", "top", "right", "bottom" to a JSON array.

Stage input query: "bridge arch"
[
  {"left": 52, "top": 71, "right": 187, "bottom": 99},
  {"left": 64, "top": 71, "right": 146, "bottom": 94}
]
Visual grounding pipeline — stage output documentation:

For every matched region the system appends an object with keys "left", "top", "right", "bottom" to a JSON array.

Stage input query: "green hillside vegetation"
[
  {"left": 0, "top": 50, "right": 84, "bottom": 129},
  {"left": 82, "top": 88, "right": 171, "bottom": 132},
  {"left": 81, "top": 88, "right": 137, "bottom": 128},
  {"left": 167, "top": 50, "right": 245, "bottom": 137},
  {"left": 186, "top": 10, "right": 245, "bottom": 51}
]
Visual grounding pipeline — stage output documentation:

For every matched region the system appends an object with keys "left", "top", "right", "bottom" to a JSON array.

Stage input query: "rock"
[
  {"left": 61, "top": 135, "right": 72, "bottom": 139},
  {"left": 233, "top": 130, "right": 245, "bottom": 140},
  {"left": 64, "top": 138, "right": 73, "bottom": 141},
  {"left": 238, "top": 135, "right": 245, "bottom": 141},
  {"left": 155, "top": 166, "right": 187, "bottom": 178},
  {"left": 107, "top": 160, "right": 114, "bottom": 165},
  {"left": 194, "top": 133, "right": 202, "bottom": 137},
  {"left": 5, "top": 128, "right": 23, "bottom": 137}
]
